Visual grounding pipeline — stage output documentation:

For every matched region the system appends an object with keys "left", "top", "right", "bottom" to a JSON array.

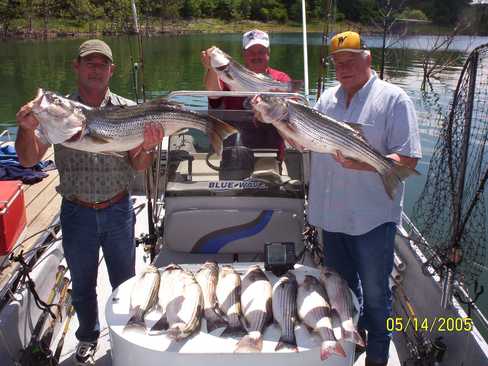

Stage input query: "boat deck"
[{"left": 0, "top": 145, "right": 61, "bottom": 289}]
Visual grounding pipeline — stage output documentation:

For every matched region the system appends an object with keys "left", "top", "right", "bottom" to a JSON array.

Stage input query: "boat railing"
[
  {"left": 166, "top": 90, "right": 309, "bottom": 105},
  {"left": 401, "top": 212, "right": 488, "bottom": 332},
  {"left": 0, "top": 129, "right": 13, "bottom": 147}
]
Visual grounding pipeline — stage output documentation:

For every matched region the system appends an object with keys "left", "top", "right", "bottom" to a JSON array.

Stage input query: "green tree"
[
  {"left": 104, "top": 0, "right": 132, "bottom": 33},
  {"left": 159, "top": 0, "right": 182, "bottom": 20},
  {"left": 200, "top": 0, "right": 216, "bottom": 17},
  {"left": 0, "top": 0, "right": 20, "bottom": 36},
  {"left": 429, "top": 0, "right": 470, "bottom": 26},
  {"left": 239, "top": 0, "right": 251, "bottom": 19},
  {"left": 181, "top": 0, "right": 202, "bottom": 18},
  {"left": 215, "top": 0, "right": 240, "bottom": 20}
]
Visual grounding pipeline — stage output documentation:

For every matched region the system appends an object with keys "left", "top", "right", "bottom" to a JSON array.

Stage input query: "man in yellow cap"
[
  {"left": 15, "top": 39, "right": 164, "bottom": 365},
  {"left": 309, "top": 31, "right": 422, "bottom": 366}
]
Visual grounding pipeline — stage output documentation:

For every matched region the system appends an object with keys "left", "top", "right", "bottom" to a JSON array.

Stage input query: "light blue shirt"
[{"left": 308, "top": 71, "right": 422, "bottom": 235}]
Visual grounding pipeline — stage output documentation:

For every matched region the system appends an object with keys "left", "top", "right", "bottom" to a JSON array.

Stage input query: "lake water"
[{"left": 1, "top": 32, "right": 488, "bottom": 320}]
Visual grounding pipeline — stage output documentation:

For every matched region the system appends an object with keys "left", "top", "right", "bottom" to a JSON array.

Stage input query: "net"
[{"left": 413, "top": 43, "right": 488, "bottom": 286}]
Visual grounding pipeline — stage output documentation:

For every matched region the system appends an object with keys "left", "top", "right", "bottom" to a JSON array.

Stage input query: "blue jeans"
[
  {"left": 322, "top": 222, "right": 396, "bottom": 363},
  {"left": 60, "top": 196, "right": 136, "bottom": 342}
]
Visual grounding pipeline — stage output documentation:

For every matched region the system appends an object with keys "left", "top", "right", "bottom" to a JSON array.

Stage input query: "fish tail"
[
  {"left": 123, "top": 310, "right": 145, "bottom": 332},
  {"left": 235, "top": 334, "right": 263, "bottom": 353},
  {"left": 381, "top": 161, "right": 420, "bottom": 199},
  {"left": 166, "top": 324, "right": 186, "bottom": 341},
  {"left": 221, "top": 324, "right": 246, "bottom": 337},
  {"left": 320, "top": 340, "right": 347, "bottom": 360},
  {"left": 342, "top": 328, "right": 365, "bottom": 347},
  {"left": 206, "top": 117, "right": 237, "bottom": 156},
  {"left": 275, "top": 333, "right": 298, "bottom": 352},
  {"left": 147, "top": 314, "right": 169, "bottom": 335},
  {"left": 206, "top": 313, "right": 228, "bottom": 333}
]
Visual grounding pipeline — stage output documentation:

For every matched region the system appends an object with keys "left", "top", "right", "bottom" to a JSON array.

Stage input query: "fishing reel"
[{"left": 17, "top": 344, "right": 57, "bottom": 366}]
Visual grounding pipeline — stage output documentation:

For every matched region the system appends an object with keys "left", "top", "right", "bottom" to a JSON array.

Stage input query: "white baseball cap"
[{"left": 242, "top": 29, "right": 270, "bottom": 50}]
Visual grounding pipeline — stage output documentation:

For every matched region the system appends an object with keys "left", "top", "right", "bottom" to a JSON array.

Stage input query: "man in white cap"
[
  {"left": 200, "top": 29, "right": 291, "bottom": 162},
  {"left": 309, "top": 31, "right": 422, "bottom": 366},
  {"left": 15, "top": 39, "right": 164, "bottom": 365}
]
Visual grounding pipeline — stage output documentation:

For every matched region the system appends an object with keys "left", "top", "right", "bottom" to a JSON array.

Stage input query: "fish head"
[
  {"left": 250, "top": 95, "right": 289, "bottom": 124},
  {"left": 31, "top": 88, "right": 86, "bottom": 144},
  {"left": 209, "top": 47, "right": 231, "bottom": 70}
]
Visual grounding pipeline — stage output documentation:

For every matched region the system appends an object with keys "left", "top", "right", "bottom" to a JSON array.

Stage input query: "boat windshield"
[{"left": 162, "top": 91, "right": 307, "bottom": 190}]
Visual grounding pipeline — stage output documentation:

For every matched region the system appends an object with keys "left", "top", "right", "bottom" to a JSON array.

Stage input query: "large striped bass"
[
  {"left": 235, "top": 265, "right": 272, "bottom": 353},
  {"left": 124, "top": 265, "right": 160, "bottom": 332},
  {"left": 272, "top": 272, "right": 298, "bottom": 352},
  {"left": 208, "top": 47, "right": 302, "bottom": 92},
  {"left": 320, "top": 267, "right": 364, "bottom": 347},
  {"left": 216, "top": 265, "right": 244, "bottom": 335},
  {"left": 195, "top": 261, "right": 227, "bottom": 333},
  {"left": 31, "top": 88, "right": 236, "bottom": 155},
  {"left": 251, "top": 95, "right": 419, "bottom": 199},
  {"left": 297, "top": 275, "right": 346, "bottom": 361},
  {"left": 165, "top": 266, "right": 203, "bottom": 341}
]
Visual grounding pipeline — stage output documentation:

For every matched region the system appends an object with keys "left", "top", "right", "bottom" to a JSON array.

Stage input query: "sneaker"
[{"left": 73, "top": 341, "right": 97, "bottom": 365}]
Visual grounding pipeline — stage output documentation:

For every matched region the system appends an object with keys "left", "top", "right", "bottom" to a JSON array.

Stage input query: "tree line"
[{"left": 0, "top": 0, "right": 477, "bottom": 36}]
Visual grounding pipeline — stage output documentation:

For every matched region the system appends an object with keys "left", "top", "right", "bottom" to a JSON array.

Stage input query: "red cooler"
[{"left": 0, "top": 181, "right": 27, "bottom": 255}]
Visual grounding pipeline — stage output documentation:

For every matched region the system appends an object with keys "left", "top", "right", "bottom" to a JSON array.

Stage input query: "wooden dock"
[{"left": 0, "top": 145, "right": 60, "bottom": 288}]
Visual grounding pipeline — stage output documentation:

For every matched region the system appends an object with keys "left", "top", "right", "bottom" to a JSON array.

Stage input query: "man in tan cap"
[
  {"left": 309, "top": 31, "right": 422, "bottom": 366},
  {"left": 15, "top": 39, "right": 164, "bottom": 365}
]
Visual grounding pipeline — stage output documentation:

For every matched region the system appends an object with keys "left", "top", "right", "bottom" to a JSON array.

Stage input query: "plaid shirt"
[{"left": 53, "top": 90, "right": 137, "bottom": 203}]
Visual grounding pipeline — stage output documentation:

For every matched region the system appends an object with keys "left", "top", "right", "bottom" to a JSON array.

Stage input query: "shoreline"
[{"left": 1, "top": 18, "right": 457, "bottom": 41}]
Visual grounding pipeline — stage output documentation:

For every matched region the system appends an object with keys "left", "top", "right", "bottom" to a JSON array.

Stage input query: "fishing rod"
[
  {"left": 130, "top": 0, "right": 158, "bottom": 262},
  {"left": 17, "top": 263, "right": 68, "bottom": 365},
  {"left": 52, "top": 294, "right": 75, "bottom": 364},
  {"left": 39, "top": 276, "right": 71, "bottom": 353},
  {"left": 316, "top": 0, "right": 335, "bottom": 99}
]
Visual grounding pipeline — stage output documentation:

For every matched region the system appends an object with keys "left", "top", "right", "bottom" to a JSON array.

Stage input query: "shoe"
[{"left": 73, "top": 341, "right": 97, "bottom": 365}]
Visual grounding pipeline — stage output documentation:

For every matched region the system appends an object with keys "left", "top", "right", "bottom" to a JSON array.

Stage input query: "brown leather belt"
[{"left": 67, "top": 190, "right": 128, "bottom": 210}]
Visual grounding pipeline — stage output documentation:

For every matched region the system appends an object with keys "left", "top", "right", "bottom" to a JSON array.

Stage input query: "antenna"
[{"left": 301, "top": 0, "right": 309, "bottom": 96}]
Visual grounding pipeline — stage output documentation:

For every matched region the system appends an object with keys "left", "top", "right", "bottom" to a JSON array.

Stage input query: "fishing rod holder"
[{"left": 440, "top": 247, "right": 463, "bottom": 309}]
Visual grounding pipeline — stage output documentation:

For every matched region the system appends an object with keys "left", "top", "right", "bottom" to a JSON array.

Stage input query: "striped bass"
[
  {"left": 31, "top": 88, "right": 236, "bottom": 155},
  {"left": 165, "top": 267, "right": 203, "bottom": 341},
  {"left": 124, "top": 265, "right": 160, "bottom": 331},
  {"left": 216, "top": 265, "right": 244, "bottom": 335},
  {"left": 195, "top": 261, "right": 228, "bottom": 333},
  {"left": 272, "top": 272, "right": 298, "bottom": 352},
  {"left": 251, "top": 95, "right": 420, "bottom": 199},
  {"left": 235, "top": 265, "right": 272, "bottom": 353},
  {"left": 320, "top": 267, "right": 364, "bottom": 347},
  {"left": 147, "top": 264, "right": 183, "bottom": 336},
  {"left": 297, "top": 275, "right": 346, "bottom": 360},
  {"left": 208, "top": 47, "right": 302, "bottom": 92}
]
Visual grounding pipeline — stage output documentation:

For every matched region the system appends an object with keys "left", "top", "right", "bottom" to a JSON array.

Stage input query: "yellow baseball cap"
[{"left": 330, "top": 31, "right": 368, "bottom": 54}]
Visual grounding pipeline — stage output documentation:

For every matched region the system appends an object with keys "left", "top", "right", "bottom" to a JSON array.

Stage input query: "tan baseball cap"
[
  {"left": 330, "top": 31, "right": 368, "bottom": 55},
  {"left": 78, "top": 39, "right": 113, "bottom": 62}
]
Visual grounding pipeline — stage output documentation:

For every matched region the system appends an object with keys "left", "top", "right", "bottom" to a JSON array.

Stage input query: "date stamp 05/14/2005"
[{"left": 386, "top": 317, "right": 473, "bottom": 333}]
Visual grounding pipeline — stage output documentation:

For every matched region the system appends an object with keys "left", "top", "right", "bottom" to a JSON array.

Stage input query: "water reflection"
[{"left": 0, "top": 33, "right": 476, "bottom": 215}]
